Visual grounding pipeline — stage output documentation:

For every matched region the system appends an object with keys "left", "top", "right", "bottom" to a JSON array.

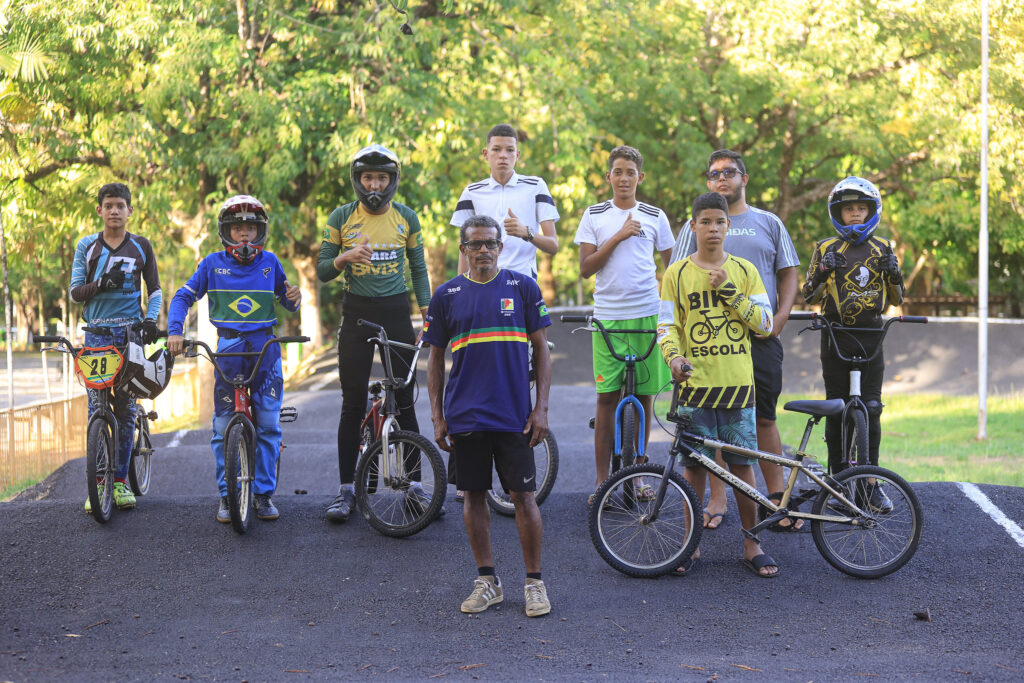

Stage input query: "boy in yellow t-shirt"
[{"left": 657, "top": 192, "right": 778, "bottom": 578}]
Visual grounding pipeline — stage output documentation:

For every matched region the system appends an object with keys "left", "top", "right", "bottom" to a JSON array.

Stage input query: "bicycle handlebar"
[
  {"left": 183, "top": 335, "right": 310, "bottom": 388},
  {"left": 792, "top": 312, "right": 927, "bottom": 364},
  {"left": 34, "top": 335, "right": 64, "bottom": 343},
  {"left": 560, "top": 314, "right": 660, "bottom": 363},
  {"left": 357, "top": 319, "right": 421, "bottom": 388}
]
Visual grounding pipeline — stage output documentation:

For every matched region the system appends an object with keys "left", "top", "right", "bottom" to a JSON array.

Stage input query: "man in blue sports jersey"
[
  {"left": 167, "top": 195, "right": 300, "bottom": 523},
  {"left": 70, "top": 183, "right": 163, "bottom": 512},
  {"left": 424, "top": 215, "right": 553, "bottom": 618}
]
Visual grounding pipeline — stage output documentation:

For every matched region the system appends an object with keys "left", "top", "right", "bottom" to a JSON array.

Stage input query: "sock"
[
  {"left": 115, "top": 478, "right": 127, "bottom": 484},
  {"left": 409, "top": 481, "right": 424, "bottom": 492},
  {"left": 341, "top": 483, "right": 355, "bottom": 494},
  {"left": 478, "top": 566, "right": 495, "bottom": 578},
  {"left": 527, "top": 572, "right": 542, "bottom": 581}
]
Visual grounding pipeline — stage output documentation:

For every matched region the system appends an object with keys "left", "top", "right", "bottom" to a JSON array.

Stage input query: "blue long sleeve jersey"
[
  {"left": 69, "top": 232, "right": 162, "bottom": 324},
  {"left": 167, "top": 250, "right": 299, "bottom": 336}
]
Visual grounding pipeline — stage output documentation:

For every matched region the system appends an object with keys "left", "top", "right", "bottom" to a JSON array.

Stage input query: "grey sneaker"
[
  {"left": 216, "top": 497, "right": 230, "bottom": 524},
  {"left": 460, "top": 575, "right": 503, "bottom": 614},
  {"left": 254, "top": 494, "right": 279, "bottom": 520},
  {"left": 867, "top": 483, "right": 894, "bottom": 514},
  {"left": 326, "top": 487, "right": 355, "bottom": 523},
  {"left": 524, "top": 578, "right": 551, "bottom": 617}
]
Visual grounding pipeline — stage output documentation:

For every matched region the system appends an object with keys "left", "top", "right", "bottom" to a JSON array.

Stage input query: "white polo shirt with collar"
[{"left": 450, "top": 171, "right": 560, "bottom": 278}]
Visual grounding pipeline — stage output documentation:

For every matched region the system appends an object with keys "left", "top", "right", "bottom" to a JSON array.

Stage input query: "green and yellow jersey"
[{"left": 316, "top": 200, "right": 431, "bottom": 308}]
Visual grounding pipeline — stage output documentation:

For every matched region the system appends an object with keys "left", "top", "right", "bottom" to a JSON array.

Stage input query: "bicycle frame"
[{"left": 562, "top": 315, "right": 659, "bottom": 459}]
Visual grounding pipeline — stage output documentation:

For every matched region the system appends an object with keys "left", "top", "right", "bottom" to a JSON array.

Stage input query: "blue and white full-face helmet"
[{"left": 828, "top": 176, "right": 882, "bottom": 244}]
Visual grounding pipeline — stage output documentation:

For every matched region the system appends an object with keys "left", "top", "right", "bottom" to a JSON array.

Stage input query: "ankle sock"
[
  {"left": 527, "top": 572, "right": 542, "bottom": 581},
  {"left": 478, "top": 566, "right": 495, "bottom": 578}
]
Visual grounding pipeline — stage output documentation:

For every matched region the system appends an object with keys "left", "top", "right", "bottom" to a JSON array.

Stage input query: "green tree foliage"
[{"left": 1, "top": 0, "right": 1020, "bottom": 340}]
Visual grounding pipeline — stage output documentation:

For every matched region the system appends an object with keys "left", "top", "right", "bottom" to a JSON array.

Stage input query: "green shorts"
[
  {"left": 592, "top": 315, "right": 670, "bottom": 396},
  {"left": 674, "top": 405, "right": 757, "bottom": 466}
]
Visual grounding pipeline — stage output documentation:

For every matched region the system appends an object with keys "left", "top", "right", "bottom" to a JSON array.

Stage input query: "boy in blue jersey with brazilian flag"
[
  {"left": 167, "top": 195, "right": 300, "bottom": 524},
  {"left": 657, "top": 192, "right": 779, "bottom": 578}
]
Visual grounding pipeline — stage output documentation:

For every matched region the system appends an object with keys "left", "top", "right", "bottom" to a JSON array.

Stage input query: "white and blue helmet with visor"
[{"left": 828, "top": 177, "right": 882, "bottom": 244}]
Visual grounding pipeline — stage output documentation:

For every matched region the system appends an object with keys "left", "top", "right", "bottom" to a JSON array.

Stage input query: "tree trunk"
[
  {"left": 425, "top": 242, "right": 448, "bottom": 292},
  {"left": 538, "top": 253, "right": 555, "bottom": 305},
  {"left": 294, "top": 254, "right": 322, "bottom": 348}
]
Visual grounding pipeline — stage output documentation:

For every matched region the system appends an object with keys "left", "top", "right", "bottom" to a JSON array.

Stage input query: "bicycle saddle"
[{"left": 783, "top": 399, "right": 846, "bottom": 417}]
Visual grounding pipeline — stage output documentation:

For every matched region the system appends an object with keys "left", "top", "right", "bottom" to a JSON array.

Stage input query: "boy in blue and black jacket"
[{"left": 167, "top": 195, "right": 300, "bottom": 523}]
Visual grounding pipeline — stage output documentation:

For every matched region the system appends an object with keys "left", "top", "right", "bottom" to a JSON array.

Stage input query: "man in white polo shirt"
[
  {"left": 451, "top": 123, "right": 560, "bottom": 278},
  {"left": 574, "top": 145, "right": 674, "bottom": 499}
]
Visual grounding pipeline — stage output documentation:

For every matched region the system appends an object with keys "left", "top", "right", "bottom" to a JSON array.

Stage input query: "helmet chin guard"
[{"left": 828, "top": 177, "right": 882, "bottom": 244}]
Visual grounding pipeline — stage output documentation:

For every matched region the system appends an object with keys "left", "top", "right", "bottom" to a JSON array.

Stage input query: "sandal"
[
  {"left": 634, "top": 482, "right": 656, "bottom": 502},
  {"left": 742, "top": 553, "right": 780, "bottom": 578},
  {"left": 587, "top": 493, "right": 613, "bottom": 511},
  {"left": 760, "top": 491, "right": 804, "bottom": 532},
  {"left": 670, "top": 554, "right": 700, "bottom": 577}
]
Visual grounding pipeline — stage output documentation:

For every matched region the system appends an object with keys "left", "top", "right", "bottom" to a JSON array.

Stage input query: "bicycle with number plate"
[
  {"left": 354, "top": 319, "right": 446, "bottom": 537},
  {"left": 590, "top": 361, "right": 924, "bottom": 579},
  {"left": 35, "top": 323, "right": 170, "bottom": 522},
  {"left": 182, "top": 334, "right": 307, "bottom": 534},
  {"left": 562, "top": 315, "right": 660, "bottom": 506}
]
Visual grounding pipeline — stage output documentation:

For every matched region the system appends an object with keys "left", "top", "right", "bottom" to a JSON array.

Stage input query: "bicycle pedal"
[
  {"left": 146, "top": 410, "right": 158, "bottom": 421},
  {"left": 588, "top": 417, "right": 596, "bottom": 430},
  {"left": 279, "top": 406, "right": 298, "bottom": 423}
]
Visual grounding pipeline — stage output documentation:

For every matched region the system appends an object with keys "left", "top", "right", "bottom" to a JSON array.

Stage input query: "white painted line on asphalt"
[
  {"left": 167, "top": 429, "right": 189, "bottom": 449},
  {"left": 310, "top": 373, "right": 337, "bottom": 391},
  {"left": 958, "top": 482, "right": 1024, "bottom": 549}
]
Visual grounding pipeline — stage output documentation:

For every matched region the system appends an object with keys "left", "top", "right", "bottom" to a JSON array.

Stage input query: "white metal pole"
[{"left": 978, "top": 0, "right": 989, "bottom": 440}]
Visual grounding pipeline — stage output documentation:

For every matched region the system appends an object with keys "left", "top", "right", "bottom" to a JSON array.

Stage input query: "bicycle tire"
[
  {"left": 355, "top": 430, "right": 446, "bottom": 538},
  {"left": 810, "top": 465, "right": 922, "bottom": 578},
  {"left": 846, "top": 407, "right": 870, "bottom": 467},
  {"left": 224, "top": 422, "right": 254, "bottom": 534},
  {"left": 725, "top": 319, "right": 746, "bottom": 342},
  {"left": 128, "top": 413, "right": 152, "bottom": 496},
  {"left": 86, "top": 418, "right": 114, "bottom": 523},
  {"left": 486, "top": 431, "right": 560, "bottom": 516},
  {"left": 620, "top": 402, "right": 637, "bottom": 467},
  {"left": 590, "top": 463, "right": 702, "bottom": 578}
]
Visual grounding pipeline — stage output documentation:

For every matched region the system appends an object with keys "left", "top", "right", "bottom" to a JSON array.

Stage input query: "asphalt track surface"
[{"left": 4, "top": 318, "right": 1024, "bottom": 681}]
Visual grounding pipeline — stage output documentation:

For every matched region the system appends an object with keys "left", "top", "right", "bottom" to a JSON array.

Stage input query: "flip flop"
[
  {"left": 588, "top": 493, "right": 613, "bottom": 511},
  {"left": 635, "top": 483, "right": 656, "bottom": 502},
  {"left": 670, "top": 555, "right": 699, "bottom": 577},
  {"left": 742, "top": 553, "right": 780, "bottom": 579},
  {"left": 703, "top": 512, "right": 725, "bottom": 530}
]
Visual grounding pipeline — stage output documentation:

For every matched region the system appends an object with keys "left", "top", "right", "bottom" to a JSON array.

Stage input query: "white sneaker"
[
  {"left": 460, "top": 575, "right": 503, "bottom": 614},
  {"left": 524, "top": 578, "right": 551, "bottom": 617}
]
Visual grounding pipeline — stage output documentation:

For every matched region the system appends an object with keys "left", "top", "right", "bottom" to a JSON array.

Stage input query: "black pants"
[
  {"left": 336, "top": 293, "right": 420, "bottom": 484},
  {"left": 820, "top": 329, "right": 884, "bottom": 472}
]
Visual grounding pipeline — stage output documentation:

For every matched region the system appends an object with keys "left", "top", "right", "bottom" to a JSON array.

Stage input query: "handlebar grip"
[
  {"left": 275, "top": 336, "right": 310, "bottom": 344},
  {"left": 898, "top": 316, "right": 928, "bottom": 323},
  {"left": 357, "top": 319, "right": 384, "bottom": 331},
  {"left": 560, "top": 315, "right": 589, "bottom": 323},
  {"left": 35, "top": 335, "right": 63, "bottom": 343},
  {"left": 788, "top": 312, "right": 817, "bottom": 321}
]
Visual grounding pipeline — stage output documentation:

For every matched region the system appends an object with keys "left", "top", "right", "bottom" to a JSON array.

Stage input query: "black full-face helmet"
[
  {"left": 218, "top": 195, "right": 268, "bottom": 264},
  {"left": 350, "top": 144, "right": 400, "bottom": 211}
]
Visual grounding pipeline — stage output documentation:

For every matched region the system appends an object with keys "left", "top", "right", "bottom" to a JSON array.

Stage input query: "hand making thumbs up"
[
  {"left": 503, "top": 208, "right": 528, "bottom": 239},
  {"left": 617, "top": 211, "right": 643, "bottom": 242},
  {"left": 336, "top": 234, "right": 373, "bottom": 269}
]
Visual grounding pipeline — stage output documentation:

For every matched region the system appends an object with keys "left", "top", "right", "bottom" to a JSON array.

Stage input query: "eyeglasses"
[
  {"left": 706, "top": 168, "right": 742, "bottom": 181},
  {"left": 462, "top": 239, "right": 502, "bottom": 251}
]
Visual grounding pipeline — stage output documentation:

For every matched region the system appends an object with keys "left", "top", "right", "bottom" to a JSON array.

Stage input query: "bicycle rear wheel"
[
  {"left": 224, "top": 422, "right": 255, "bottom": 534},
  {"left": 846, "top": 408, "right": 870, "bottom": 467},
  {"left": 128, "top": 413, "right": 152, "bottom": 496},
  {"left": 486, "top": 431, "right": 560, "bottom": 516},
  {"left": 590, "top": 463, "right": 702, "bottom": 578},
  {"left": 355, "top": 430, "right": 445, "bottom": 538},
  {"left": 86, "top": 419, "right": 114, "bottom": 523},
  {"left": 810, "top": 465, "right": 922, "bottom": 578}
]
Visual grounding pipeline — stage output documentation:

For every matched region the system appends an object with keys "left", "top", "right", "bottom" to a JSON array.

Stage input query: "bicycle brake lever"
[{"left": 570, "top": 325, "right": 595, "bottom": 335}]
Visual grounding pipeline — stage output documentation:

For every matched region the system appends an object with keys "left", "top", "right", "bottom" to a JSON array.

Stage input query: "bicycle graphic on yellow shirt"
[{"left": 689, "top": 309, "right": 747, "bottom": 344}]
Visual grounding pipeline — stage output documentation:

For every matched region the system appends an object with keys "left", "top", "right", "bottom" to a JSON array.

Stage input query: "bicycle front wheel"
[
  {"left": 846, "top": 408, "right": 870, "bottom": 467},
  {"left": 590, "top": 463, "right": 702, "bottom": 578},
  {"left": 86, "top": 419, "right": 114, "bottom": 523},
  {"left": 224, "top": 422, "right": 255, "bottom": 534},
  {"left": 128, "top": 413, "right": 152, "bottom": 496},
  {"left": 810, "top": 465, "right": 923, "bottom": 578},
  {"left": 486, "top": 431, "right": 560, "bottom": 516},
  {"left": 355, "top": 430, "right": 445, "bottom": 538}
]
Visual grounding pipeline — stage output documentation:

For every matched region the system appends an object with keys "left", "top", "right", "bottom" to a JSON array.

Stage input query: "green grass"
[
  {"left": 776, "top": 393, "right": 1024, "bottom": 487},
  {"left": 1, "top": 477, "right": 43, "bottom": 501}
]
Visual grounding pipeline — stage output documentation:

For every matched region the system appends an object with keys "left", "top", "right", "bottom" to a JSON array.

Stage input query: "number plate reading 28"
[{"left": 75, "top": 347, "right": 124, "bottom": 389}]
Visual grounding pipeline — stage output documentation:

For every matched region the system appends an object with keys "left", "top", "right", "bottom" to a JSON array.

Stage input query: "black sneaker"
[
  {"left": 254, "top": 494, "right": 279, "bottom": 520},
  {"left": 867, "top": 483, "right": 894, "bottom": 514},
  {"left": 216, "top": 497, "right": 231, "bottom": 524},
  {"left": 326, "top": 487, "right": 355, "bottom": 523}
]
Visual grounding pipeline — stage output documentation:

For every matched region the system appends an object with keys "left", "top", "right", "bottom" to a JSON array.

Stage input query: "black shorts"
[
  {"left": 750, "top": 335, "right": 783, "bottom": 421},
  {"left": 450, "top": 431, "right": 536, "bottom": 493}
]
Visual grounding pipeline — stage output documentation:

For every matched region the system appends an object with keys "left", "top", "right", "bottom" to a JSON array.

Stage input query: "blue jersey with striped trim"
[
  {"left": 69, "top": 232, "right": 162, "bottom": 325},
  {"left": 167, "top": 250, "right": 298, "bottom": 336},
  {"left": 422, "top": 269, "right": 551, "bottom": 433}
]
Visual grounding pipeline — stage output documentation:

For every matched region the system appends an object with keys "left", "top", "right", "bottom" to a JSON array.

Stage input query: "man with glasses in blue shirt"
[{"left": 669, "top": 149, "right": 801, "bottom": 532}]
